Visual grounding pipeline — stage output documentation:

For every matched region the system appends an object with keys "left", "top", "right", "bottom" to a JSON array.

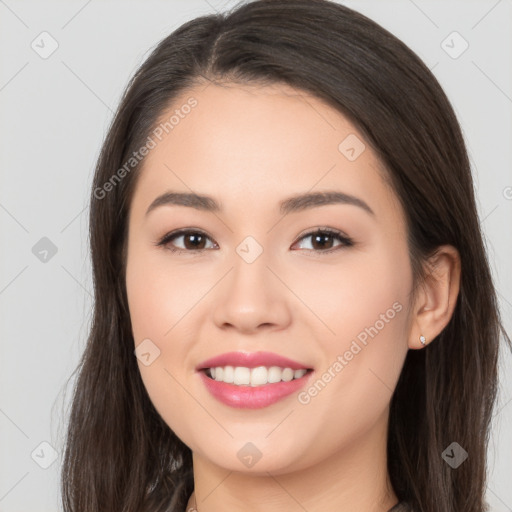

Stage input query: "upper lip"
[{"left": 196, "top": 351, "right": 313, "bottom": 371}]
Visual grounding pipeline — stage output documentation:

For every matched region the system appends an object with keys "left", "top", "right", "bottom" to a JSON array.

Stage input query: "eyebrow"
[{"left": 145, "top": 190, "right": 375, "bottom": 217}]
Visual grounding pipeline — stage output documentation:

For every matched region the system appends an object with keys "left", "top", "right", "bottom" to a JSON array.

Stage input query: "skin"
[{"left": 125, "top": 81, "right": 461, "bottom": 512}]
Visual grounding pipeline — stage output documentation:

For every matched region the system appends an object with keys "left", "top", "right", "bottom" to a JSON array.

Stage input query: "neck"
[{"left": 185, "top": 410, "right": 398, "bottom": 512}]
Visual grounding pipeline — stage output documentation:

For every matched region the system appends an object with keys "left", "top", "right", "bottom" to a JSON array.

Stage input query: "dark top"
[{"left": 389, "top": 501, "right": 413, "bottom": 512}]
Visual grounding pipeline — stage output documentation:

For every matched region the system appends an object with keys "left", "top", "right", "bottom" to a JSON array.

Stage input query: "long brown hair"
[{"left": 60, "top": 1, "right": 511, "bottom": 511}]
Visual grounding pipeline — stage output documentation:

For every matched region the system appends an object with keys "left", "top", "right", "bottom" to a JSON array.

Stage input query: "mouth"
[
  {"left": 195, "top": 351, "right": 314, "bottom": 408},
  {"left": 199, "top": 366, "right": 314, "bottom": 387},
  {"left": 197, "top": 365, "right": 315, "bottom": 409}
]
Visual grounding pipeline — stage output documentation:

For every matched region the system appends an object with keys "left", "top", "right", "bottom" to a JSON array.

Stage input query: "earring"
[{"left": 419, "top": 334, "right": 426, "bottom": 346}]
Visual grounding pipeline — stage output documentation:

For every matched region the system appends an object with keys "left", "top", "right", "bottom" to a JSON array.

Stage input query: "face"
[{"left": 125, "top": 81, "right": 414, "bottom": 474}]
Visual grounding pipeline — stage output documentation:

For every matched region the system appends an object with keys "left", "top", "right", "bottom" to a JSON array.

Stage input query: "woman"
[{"left": 60, "top": 1, "right": 511, "bottom": 511}]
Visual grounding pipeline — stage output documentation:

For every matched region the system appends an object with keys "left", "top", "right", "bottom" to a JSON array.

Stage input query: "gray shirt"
[{"left": 389, "top": 501, "right": 413, "bottom": 512}]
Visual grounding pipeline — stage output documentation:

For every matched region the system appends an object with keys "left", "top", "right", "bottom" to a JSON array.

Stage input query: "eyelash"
[{"left": 155, "top": 227, "right": 354, "bottom": 256}]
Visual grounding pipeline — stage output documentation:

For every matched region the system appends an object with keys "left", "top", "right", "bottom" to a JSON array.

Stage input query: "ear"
[{"left": 409, "top": 245, "right": 461, "bottom": 350}]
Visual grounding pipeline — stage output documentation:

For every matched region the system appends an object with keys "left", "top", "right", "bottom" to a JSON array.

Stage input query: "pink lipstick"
[{"left": 196, "top": 351, "right": 314, "bottom": 409}]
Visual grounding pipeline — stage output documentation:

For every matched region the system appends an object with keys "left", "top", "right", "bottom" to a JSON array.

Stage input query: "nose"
[{"left": 212, "top": 249, "right": 292, "bottom": 334}]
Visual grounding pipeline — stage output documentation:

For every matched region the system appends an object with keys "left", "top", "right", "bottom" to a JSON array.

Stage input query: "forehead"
[{"left": 129, "top": 81, "right": 402, "bottom": 226}]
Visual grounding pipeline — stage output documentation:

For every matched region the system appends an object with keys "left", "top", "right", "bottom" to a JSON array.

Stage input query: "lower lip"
[{"left": 198, "top": 370, "right": 313, "bottom": 409}]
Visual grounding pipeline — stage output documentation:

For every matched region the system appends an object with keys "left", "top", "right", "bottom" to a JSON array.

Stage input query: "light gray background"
[{"left": 1, "top": 1, "right": 511, "bottom": 511}]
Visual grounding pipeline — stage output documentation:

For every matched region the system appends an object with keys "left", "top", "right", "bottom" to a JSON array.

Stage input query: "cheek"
[
  {"left": 291, "top": 248, "right": 411, "bottom": 344},
  {"left": 294, "top": 246, "right": 411, "bottom": 404},
  {"left": 339, "top": 257, "right": 408, "bottom": 344},
  {"left": 126, "top": 243, "right": 202, "bottom": 344},
  {"left": 126, "top": 246, "right": 193, "bottom": 388},
  {"left": 126, "top": 250, "right": 200, "bottom": 440}
]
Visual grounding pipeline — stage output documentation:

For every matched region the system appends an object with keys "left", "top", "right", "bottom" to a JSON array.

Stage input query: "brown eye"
[
  {"left": 293, "top": 228, "right": 353, "bottom": 252},
  {"left": 181, "top": 232, "right": 208, "bottom": 250},
  {"left": 157, "top": 229, "right": 216, "bottom": 253}
]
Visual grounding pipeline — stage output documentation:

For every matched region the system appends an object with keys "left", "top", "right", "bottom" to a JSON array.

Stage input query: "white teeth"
[
  {"left": 294, "top": 369, "right": 307, "bottom": 379},
  {"left": 267, "top": 366, "right": 282, "bottom": 383},
  {"left": 223, "top": 365, "right": 234, "bottom": 383},
  {"left": 233, "top": 366, "right": 250, "bottom": 385},
  {"left": 207, "top": 365, "right": 309, "bottom": 386},
  {"left": 282, "top": 368, "right": 294, "bottom": 382},
  {"left": 250, "top": 366, "right": 268, "bottom": 387}
]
